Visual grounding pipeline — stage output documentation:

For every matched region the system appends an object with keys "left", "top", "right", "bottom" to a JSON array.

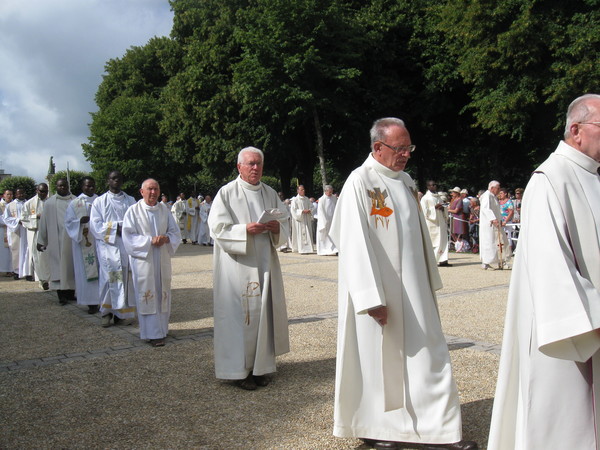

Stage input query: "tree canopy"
[
  {"left": 83, "top": 0, "right": 600, "bottom": 197},
  {"left": 0, "top": 176, "right": 37, "bottom": 199}
]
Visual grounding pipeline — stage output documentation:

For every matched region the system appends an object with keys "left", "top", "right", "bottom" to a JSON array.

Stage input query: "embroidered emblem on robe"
[{"left": 368, "top": 187, "right": 393, "bottom": 229}]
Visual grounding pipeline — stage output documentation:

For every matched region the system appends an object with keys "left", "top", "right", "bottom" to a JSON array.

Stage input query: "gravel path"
[{"left": 0, "top": 245, "right": 510, "bottom": 449}]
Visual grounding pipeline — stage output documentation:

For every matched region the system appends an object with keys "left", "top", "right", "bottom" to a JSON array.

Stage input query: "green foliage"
[
  {"left": 260, "top": 176, "right": 281, "bottom": 193},
  {"left": 84, "top": 0, "right": 600, "bottom": 196},
  {"left": 0, "top": 176, "right": 37, "bottom": 199},
  {"left": 48, "top": 170, "right": 90, "bottom": 196}
]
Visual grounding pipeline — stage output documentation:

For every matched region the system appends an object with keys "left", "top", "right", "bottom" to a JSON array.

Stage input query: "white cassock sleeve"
[
  {"left": 208, "top": 193, "right": 248, "bottom": 256},
  {"left": 420, "top": 196, "right": 436, "bottom": 223},
  {"left": 123, "top": 208, "right": 180, "bottom": 260},
  {"left": 64, "top": 203, "right": 83, "bottom": 243},
  {"left": 90, "top": 201, "right": 117, "bottom": 245},
  {"left": 330, "top": 175, "right": 386, "bottom": 315},
  {"left": 3, "top": 206, "right": 19, "bottom": 233},
  {"left": 523, "top": 175, "right": 600, "bottom": 362}
]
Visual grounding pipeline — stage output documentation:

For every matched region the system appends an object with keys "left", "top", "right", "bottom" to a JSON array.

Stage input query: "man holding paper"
[{"left": 208, "top": 146, "right": 290, "bottom": 391}]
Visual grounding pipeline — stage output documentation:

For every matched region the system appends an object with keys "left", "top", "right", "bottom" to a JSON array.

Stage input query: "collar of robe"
[
  {"left": 558, "top": 140, "right": 600, "bottom": 175},
  {"left": 367, "top": 153, "right": 404, "bottom": 179},
  {"left": 237, "top": 175, "right": 262, "bottom": 191},
  {"left": 142, "top": 200, "right": 161, "bottom": 211}
]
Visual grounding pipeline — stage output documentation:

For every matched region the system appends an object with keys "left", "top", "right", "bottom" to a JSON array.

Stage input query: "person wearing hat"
[{"left": 447, "top": 187, "right": 467, "bottom": 246}]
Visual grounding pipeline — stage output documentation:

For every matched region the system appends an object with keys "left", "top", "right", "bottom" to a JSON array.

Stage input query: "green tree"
[
  {"left": 161, "top": 0, "right": 248, "bottom": 189},
  {"left": 84, "top": 37, "right": 184, "bottom": 197},
  {"left": 232, "top": 0, "right": 368, "bottom": 193},
  {"left": 0, "top": 176, "right": 37, "bottom": 199},
  {"left": 433, "top": 0, "right": 600, "bottom": 185}
]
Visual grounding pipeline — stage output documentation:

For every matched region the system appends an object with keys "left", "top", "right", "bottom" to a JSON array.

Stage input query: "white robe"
[
  {"left": 3, "top": 199, "right": 30, "bottom": 277},
  {"left": 420, "top": 190, "right": 449, "bottom": 263},
  {"left": 329, "top": 155, "right": 462, "bottom": 444},
  {"left": 290, "top": 194, "right": 315, "bottom": 253},
  {"left": 21, "top": 196, "right": 49, "bottom": 282},
  {"left": 316, "top": 194, "right": 337, "bottom": 256},
  {"left": 479, "top": 190, "right": 512, "bottom": 266},
  {"left": 37, "top": 193, "right": 76, "bottom": 289},
  {"left": 186, "top": 197, "right": 199, "bottom": 242},
  {"left": 208, "top": 176, "right": 290, "bottom": 379},
  {"left": 123, "top": 200, "right": 181, "bottom": 340},
  {"left": 171, "top": 199, "right": 188, "bottom": 240},
  {"left": 489, "top": 142, "right": 600, "bottom": 450},
  {"left": 197, "top": 201, "right": 212, "bottom": 245},
  {"left": 0, "top": 200, "right": 12, "bottom": 272},
  {"left": 90, "top": 191, "right": 136, "bottom": 319},
  {"left": 65, "top": 194, "right": 100, "bottom": 306}
]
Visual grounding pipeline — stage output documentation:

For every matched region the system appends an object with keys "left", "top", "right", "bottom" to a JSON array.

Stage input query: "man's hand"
[
  {"left": 246, "top": 222, "right": 267, "bottom": 235},
  {"left": 435, "top": 203, "right": 444, "bottom": 210},
  {"left": 264, "top": 220, "right": 280, "bottom": 234},
  {"left": 368, "top": 305, "right": 388, "bottom": 326},
  {"left": 491, "top": 219, "right": 499, "bottom": 227},
  {"left": 151, "top": 235, "right": 170, "bottom": 247},
  {"left": 36, "top": 243, "right": 46, "bottom": 252},
  {"left": 302, "top": 209, "right": 312, "bottom": 214}
]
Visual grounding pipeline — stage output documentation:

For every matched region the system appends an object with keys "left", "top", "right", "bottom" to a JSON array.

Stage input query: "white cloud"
[{"left": 0, "top": 0, "right": 174, "bottom": 182}]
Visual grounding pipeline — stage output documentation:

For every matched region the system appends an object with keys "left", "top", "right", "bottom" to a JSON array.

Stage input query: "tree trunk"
[{"left": 312, "top": 107, "right": 328, "bottom": 191}]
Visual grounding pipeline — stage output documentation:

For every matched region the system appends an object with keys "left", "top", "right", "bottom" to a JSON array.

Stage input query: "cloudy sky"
[{"left": 0, "top": 0, "right": 174, "bottom": 183}]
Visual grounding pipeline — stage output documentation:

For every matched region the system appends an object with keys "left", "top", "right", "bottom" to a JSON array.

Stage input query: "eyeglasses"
[
  {"left": 578, "top": 122, "right": 600, "bottom": 128},
  {"left": 378, "top": 141, "right": 416, "bottom": 154}
]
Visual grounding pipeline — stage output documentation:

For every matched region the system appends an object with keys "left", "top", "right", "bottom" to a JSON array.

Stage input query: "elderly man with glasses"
[
  {"left": 330, "top": 117, "right": 477, "bottom": 450},
  {"left": 208, "top": 146, "right": 291, "bottom": 391}
]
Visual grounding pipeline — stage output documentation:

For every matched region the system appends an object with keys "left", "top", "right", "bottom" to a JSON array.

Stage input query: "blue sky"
[{"left": 0, "top": 0, "right": 174, "bottom": 183}]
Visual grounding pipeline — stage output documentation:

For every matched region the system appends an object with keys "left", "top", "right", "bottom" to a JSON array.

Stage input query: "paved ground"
[{"left": 0, "top": 244, "right": 511, "bottom": 449}]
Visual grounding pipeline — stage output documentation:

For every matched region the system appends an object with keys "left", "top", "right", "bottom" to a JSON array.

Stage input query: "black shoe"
[
  {"left": 253, "top": 375, "right": 271, "bottom": 387},
  {"left": 25, "top": 275, "right": 35, "bottom": 281},
  {"left": 236, "top": 374, "right": 257, "bottom": 391},
  {"left": 425, "top": 441, "right": 478, "bottom": 450},
  {"left": 13, "top": 273, "right": 19, "bottom": 280},
  {"left": 361, "top": 439, "right": 398, "bottom": 449},
  {"left": 438, "top": 261, "right": 452, "bottom": 267},
  {"left": 87, "top": 305, "right": 100, "bottom": 314}
]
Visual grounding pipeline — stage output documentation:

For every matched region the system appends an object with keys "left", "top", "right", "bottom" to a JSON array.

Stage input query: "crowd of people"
[
  {"left": 419, "top": 181, "right": 522, "bottom": 270},
  {"left": 1, "top": 172, "right": 181, "bottom": 347},
  {"left": 1, "top": 93, "right": 599, "bottom": 449}
]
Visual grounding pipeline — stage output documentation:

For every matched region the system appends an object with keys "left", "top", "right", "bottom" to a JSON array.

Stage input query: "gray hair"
[
  {"left": 370, "top": 117, "right": 406, "bottom": 149},
  {"left": 564, "top": 94, "right": 600, "bottom": 139},
  {"left": 488, "top": 180, "right": 500, "bottom": 190},
  {"left": 238, "top": 146, "right": 264, "bottom": 164},
  {"left": 324, "top": 184, "right": 333, "bottom": 192},
  {"left": 141, "top": 178, "right": 160, "bottom": 190}
]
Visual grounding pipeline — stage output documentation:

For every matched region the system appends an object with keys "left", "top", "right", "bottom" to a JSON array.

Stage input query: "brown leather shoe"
[{"left": 424, "top": 440, "right": 478, "bottom": 450}]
